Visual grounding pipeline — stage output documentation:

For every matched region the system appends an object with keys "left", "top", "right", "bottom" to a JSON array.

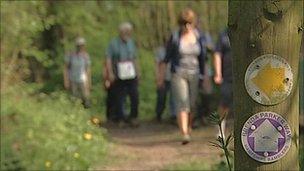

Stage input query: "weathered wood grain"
[{"left": 229, "top": 1, "right": 303, "bottom": 170}]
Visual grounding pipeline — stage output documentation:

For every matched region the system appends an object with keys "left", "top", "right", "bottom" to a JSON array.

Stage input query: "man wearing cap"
[
  {"left": 64, "top": 37, "right": 91, "bottom": 108},
  {"left": 105, "top": 22, "right": 140, "bottom": 127}
]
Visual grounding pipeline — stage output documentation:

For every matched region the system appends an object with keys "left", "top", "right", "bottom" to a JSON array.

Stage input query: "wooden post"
[
  {"left": 300, "top": 35, "right": 304, "bottom": 120},
  {"left": 228, "top": 1, "right": 303, "bottom": 170}
]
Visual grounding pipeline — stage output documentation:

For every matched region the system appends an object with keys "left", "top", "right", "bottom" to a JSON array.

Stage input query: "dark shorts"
[{"left": 220, "top": 82, "right": 233, "bottom": 108}]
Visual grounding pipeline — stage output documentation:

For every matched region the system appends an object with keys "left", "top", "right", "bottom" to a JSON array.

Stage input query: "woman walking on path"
[{"left": 160, "top": 9, "right": 208, "bottom": 144}]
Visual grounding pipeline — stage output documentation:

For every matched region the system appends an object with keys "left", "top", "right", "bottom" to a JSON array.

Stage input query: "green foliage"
[
  {"left": 1, "top": 1, "right": 52, "bottom": 50},
  {"left": 1, "top": 1, "right": 228, "bottom": 85},
  {"left": 1, "top": 1, "right": 54, "bottom": 63},
  {"left": 0, "top": 1, "right": 229, "bottom": 170},
  {"left": 212, "top": 160, "right": 231, "bottom": 171},
  {"left": 164, "top": 161, "right": 212, "bottom": 170},
  {"left": 1, "top": 83, "right": 107, "bottom": 170},
  {"left": 208, "top": 112, "right": 233, "bottom": 171},
  {"left": 138, "top": 49, "right": 157, "bottom": 120}
]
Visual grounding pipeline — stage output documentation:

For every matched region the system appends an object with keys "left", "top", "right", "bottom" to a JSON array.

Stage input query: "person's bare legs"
[
  {"left": 177, "top": 110, "right": 191, "bottom": 144},
  {"left": 178, "top": 110, "right": 189, "bottom": 135},
  {"left": 171, "top": 73, "right": 194, "bottom": 144}
]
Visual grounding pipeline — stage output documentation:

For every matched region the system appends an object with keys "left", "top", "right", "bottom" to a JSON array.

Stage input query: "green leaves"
[
  {"left": 208, "top": 111, "right": 233, "bottom": 171},
  {"left": 208, "top": 111, "right": 226, "bottom": 125},
  {"left": 225, "top": 133, "right": 233, "bottom": 148},
  {"left": 1, "top": 84, "right": 108, "bottom": 170}
]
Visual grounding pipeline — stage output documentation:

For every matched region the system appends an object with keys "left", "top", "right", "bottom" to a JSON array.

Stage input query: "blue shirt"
[
  {"left": 106, "top": 37, "right": 137, "bottom": 61},
  {"left": 106, "top": 37, "right": 138, "bottom": 77},
  {"left": 65, "top": 51, "right": 91, "bottom": 83}
]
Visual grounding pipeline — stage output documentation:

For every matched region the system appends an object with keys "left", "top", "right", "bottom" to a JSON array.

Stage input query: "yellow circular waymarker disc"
[{"left": 244, "top": 54, "right": 293, "bottom": 105}]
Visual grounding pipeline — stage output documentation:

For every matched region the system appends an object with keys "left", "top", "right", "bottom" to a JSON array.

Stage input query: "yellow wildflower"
[
  {"left": 45, "top": 161, "right": 51, "bottom": 168},
  {"left": 83, "top": 133, "right": 92, "bottom": 140},
  {"left": 91, "top": 117, "right": 101, "bottom": 125},
  {"left": 74, "top": 152, "right": 80, "bottom": 158}
]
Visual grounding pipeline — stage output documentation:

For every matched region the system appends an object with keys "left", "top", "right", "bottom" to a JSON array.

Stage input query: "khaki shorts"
[
  {"left": 171, "top": 72, "right": 199, "bottom": 114},
  {"left": 71, "top": 81, "right": 90, "bottom": 101}
]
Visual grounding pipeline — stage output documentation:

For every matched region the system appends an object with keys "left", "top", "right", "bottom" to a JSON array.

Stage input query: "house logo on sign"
[
  {"left": 241, "top": 111, "right": 291, "bottom": 163},
  {"left": 249, "top": 119, "right": 283, "bottom": 153}
]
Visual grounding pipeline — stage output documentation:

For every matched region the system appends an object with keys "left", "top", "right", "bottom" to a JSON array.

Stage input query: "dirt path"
[{"left": 95, "top": 120, "right": 230, "bottom": 170}]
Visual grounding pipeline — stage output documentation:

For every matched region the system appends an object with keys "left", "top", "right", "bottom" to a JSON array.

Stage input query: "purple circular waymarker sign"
[{"left": 241, "top": 111, "right": 291, "bottom": 163}]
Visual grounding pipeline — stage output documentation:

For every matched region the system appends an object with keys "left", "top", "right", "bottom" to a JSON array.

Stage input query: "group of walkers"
[{"left": 63, "top": 8, "right": 232, "bottom": 145}]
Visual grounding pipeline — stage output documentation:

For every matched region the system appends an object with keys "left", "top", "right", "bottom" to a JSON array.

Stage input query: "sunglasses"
[{"left": 181, "top": 21, "right": 192, "bottom": 26}]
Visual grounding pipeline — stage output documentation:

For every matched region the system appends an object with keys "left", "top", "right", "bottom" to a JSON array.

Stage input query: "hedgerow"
[{"left": 1, "top": 83, "right": 107, "bottom": 170}]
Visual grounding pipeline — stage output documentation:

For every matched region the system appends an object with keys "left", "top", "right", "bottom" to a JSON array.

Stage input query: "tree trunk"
[
  {"left": 300, "top": 34, "right": 304, "bottom": 120},
  {"left": 167, "top": 0, "right": 176, "bottom": 31},
  {"left": 229, "top": 1, "right": 303, "bottom": 170}
]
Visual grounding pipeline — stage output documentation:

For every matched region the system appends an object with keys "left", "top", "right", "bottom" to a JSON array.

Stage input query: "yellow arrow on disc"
[{"left": 252, "top": 63, "right": 285, "bottom": 98}]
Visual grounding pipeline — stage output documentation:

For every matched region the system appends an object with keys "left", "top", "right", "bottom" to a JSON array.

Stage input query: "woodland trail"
[{"left": 97, "top": 120, "right": 232, "bottom": 170}]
